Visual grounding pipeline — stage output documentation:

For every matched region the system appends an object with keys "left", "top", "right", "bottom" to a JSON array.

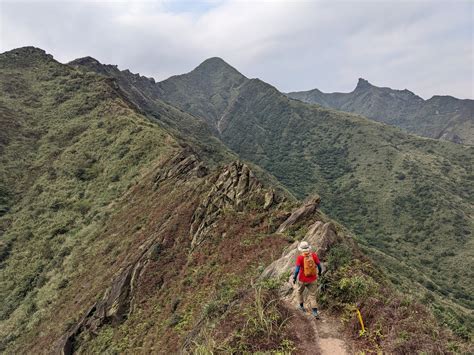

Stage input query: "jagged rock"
[
  {"left": 195, "top": 163, "right": 209, "bottom": 178},
  {"left": 153, "top": 148, "right": 206, "bottom": 189},
  {"left": 276, "top": 195, "right": 320, "bottom": 233},
  {"left": 260, "top": 220, "right": 340, "bottom": 299},
  {"left": 264, "top": 189, "right": 275, "bottom": 210},
  {"left": 305, "top": 221, "right": 338, "bottom": 259},
  {"left": 58, "top": 303, "right": 97, "bottom": 355},
  {"left": 100, "top": 265, "right": 135, "bottom": 325},
  {"left": 56, "top": 238, "right": 158, "bottom": 355},
  {"left": 190, "top": 161, "right": 264, "bottom": 249}
]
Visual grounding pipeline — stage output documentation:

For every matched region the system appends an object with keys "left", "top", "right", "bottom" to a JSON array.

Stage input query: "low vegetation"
[
  {"left": 319, "top": 241, "right": 466, "bottom": 353},
  {"left": 0, "top": 47, "right": 179, "bottom": 350},
  {"left": 132, "top": 57, "right": 473, "bottom": 337},
  {"left": 0, "top": 47, "right": 471, "bottom": 353}
]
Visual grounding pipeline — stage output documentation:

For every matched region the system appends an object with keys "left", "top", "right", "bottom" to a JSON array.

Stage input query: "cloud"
[{"left": 0, "top": 0, "right": 472, "bottom": 99}]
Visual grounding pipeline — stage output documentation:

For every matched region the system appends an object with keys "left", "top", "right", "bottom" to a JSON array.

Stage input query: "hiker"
[{"left": 292, "top": 241, "right": 322, "bottom": 318}]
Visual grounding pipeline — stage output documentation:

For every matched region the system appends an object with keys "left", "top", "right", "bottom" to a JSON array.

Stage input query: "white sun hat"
[{"left": 298, "top": 241, "right": 311, "bottom": 252}]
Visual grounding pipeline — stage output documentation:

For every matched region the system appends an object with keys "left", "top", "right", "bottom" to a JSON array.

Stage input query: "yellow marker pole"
[{"left": 356, "top": 308, "right": 366, "bottom": 335}]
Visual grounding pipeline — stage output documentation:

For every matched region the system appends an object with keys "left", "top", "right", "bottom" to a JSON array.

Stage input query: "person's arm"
[
  {"left": 293, "top": 265, "right": 300, "bottom": 284},
  {"left": 313, "top": 253, "right": 322, "bottom": 276}
]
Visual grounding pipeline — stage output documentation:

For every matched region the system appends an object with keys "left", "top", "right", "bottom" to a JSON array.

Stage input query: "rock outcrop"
[
  {"left": 153, "top": 147, "right": 207, "bottom": 188},
  {"left": 263, "top": 189, "right": 275, "bottom": 210},
  {"left": 190, "top": 161, "right": 266, "bottom": 248},
  {"left": 261, "top": 203, "right": 340, "bottom": 301},
  {"left": 276, "top": 195, "right": 320, "bottom": 233},
  {"left": 57, "top": 239, "right": 162, "bottom": 355}
]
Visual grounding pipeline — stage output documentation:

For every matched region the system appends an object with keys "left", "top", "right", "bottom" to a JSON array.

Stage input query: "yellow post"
[{"left": 356, "top": 308, "right": 366, "bottom": 335}]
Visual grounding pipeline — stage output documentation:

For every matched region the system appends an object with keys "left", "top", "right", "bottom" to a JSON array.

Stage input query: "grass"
[
  {"left": 247, "top": 286, "right": 287, "bottom": 339},
  {"left": 0, "top": 47, "right": 180, "bottom": 350},
  {"left": 219, "top": 285, "right": 295, "bottom": 354}
]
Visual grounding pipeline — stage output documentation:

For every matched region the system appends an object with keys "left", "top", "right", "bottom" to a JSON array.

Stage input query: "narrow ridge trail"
[
  {"left": 284, "top": 299, "right": 353, "bottom": 355},
  {"left": 259, "top": 204, "right": 357, "bottom": 354}
]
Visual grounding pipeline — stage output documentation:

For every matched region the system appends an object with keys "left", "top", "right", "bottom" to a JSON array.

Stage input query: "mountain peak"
[
  {"left": 193, "top": 57, "right": 245, "bottom": 78},
  {"left": 355, "top": 78, "right": 373, "bottom": 90},
  {"left": 198, "top": 56, "right": 231, "bottom": 68},
  {"left": 2, "top": 46, "right": 48, "bottom": 56},
  {"left": 68, "top": 56, "right": 117, "bottom": 76},
  {"left": 69, "top": 56, "right": 102, "bottom": 66}
]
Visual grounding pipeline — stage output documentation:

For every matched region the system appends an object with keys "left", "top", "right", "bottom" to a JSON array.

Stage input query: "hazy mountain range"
[{"left": 287, "top": 79, "right": 474, "bottom": 145}]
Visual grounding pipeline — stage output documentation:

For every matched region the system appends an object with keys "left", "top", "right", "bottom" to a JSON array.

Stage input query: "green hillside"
[
  {"left": 135, "top": 58, "right": 472, "bottom": 335},
  {"left": 0, "top": 47, "right": 182, "bottom": 348},
  {"left": 1, "top": 47, "right": 291, "bottom": 352},
  {"left": 1, "top": 47, "right": 471, "bottom": 353},
  {"left": 287, "top": 78, "right": 474, "bottom": 145},
  {"left": 68, "top": 56, "right": 289, "bottom": 194}
]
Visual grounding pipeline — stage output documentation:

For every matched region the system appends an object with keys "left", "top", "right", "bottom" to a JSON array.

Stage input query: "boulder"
[
  {"left": 263, "top": 189, "right": 275, "bottom": 210},
  {"left": 276, "top": 195, "right": 320, "bottom": 233},
  {"left": 189, "top": 161, "right": 266, "bottom": 249},
  {"left": 260, "top": 220, "right": 340, "bottom": 301},
  {"left": 305, "top": 221, "right": 338, "bottom": 259}
]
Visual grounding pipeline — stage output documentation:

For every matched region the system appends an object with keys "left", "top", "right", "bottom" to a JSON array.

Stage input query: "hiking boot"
[{"left": 312, "top": 309, "right": 320, "bottom": 319}]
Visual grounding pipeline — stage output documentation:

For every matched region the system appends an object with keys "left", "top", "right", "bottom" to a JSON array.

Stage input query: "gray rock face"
[
  {"left": 190, "top": 161, "right": 265, "bottom": 248},
  {"left": 56, "top": 237, "right": 160, "bottom": 355},
  {"left": 276, "top": 195, "right": 320, "bottom": 233},
  {"left": 305, "top": 221, "right": 338, "bottom": 260},
  {"left": 261, "top": 214, "right": 340, "bottom": 301},
  {"left": 153, "top": 147, "right": 205, "bottom": 189}
]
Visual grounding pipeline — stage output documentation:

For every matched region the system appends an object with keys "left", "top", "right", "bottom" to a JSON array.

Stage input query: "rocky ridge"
[
  {"left": 56, "top": 149, "right": 282, "bottom": 354},
  {"left": 56, "top": 149, "right": 211, "bottom": 354},
  {"left": 287, "top": 79, "right": 474, "bottom": 145}
]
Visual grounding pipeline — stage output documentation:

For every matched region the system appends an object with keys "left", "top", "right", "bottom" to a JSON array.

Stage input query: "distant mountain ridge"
[{"left": 287, "top": 79, "right": 474, "bottom": 145}]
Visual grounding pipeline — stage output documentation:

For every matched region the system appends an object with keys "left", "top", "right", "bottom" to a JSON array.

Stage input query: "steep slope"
[
  {"left": 0, "top": 47, "right": 180, "bottom": 349},
  {"left": 90, "top": 57, "right": 474, "bottom": 336},
  {"left": 67, "top": 57, "right": 233, "bottom": 167},
  {"left": 70, "top": 56, "right": 246, "bottom": 138},
  {"left": 0, "top": 47, "right": 292, "bottom": 352},
  {"left": 156, "top": 57, "right": 247, "bottom": 135},
  {"left": 68, "top": 57, "right": 288, "bottom": 192},
  {"left": 287, "top": 78, "right": 474, "bottom": 145},
  {"left": 1, "top": 47, "right": 471, "bottom": 353},
  {"left": 156, "top": 57, "right": 247, "bottom": 134}
]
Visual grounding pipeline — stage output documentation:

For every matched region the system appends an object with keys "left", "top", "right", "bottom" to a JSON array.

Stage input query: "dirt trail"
[{"left": 284, "top": 300, "right": 353, "bottom": 355}]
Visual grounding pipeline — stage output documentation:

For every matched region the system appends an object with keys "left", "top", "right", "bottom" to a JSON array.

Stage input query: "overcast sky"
[{"left": 1, "top": 0, "right": 473, "bottom": 99}]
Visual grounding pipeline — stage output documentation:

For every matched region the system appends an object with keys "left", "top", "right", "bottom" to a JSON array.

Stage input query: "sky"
[{"left": 0, "top": 0, "right": 473, "bottom": 99}]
